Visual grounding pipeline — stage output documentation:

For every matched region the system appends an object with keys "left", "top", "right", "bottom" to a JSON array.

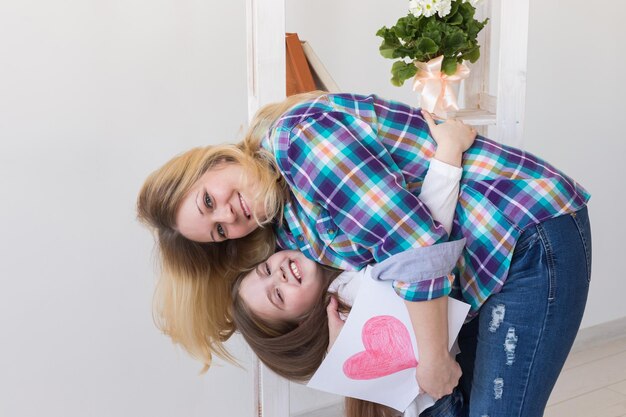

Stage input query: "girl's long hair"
[
  {"left": 137, "top": 91, "right": 326, "bottom": 369},
  {"left": 231, "top": 269, "right": 401, "bottom": 417}
]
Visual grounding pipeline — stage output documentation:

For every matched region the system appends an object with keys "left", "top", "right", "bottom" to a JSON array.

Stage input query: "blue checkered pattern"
[{"left": 263, "top": 94, "right": 590, "bottom": 313}]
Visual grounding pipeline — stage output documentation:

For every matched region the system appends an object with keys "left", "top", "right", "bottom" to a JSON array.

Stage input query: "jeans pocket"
[
  {"left": 418, "top": 388, "right": 465, "bottom": 417},
  {"left": 511, "top": 227, "right": 540, "bottom": 262}
]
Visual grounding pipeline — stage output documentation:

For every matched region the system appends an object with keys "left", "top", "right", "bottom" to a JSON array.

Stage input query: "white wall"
[
  {"left": 287, "top": 0, "right": 626, "bottom": 329},
  {"left": 523, "top": 0, "right": 626, "bottom": 328},
  {"left": 0, "top": 1, "right": 256, "bottom": 416}
]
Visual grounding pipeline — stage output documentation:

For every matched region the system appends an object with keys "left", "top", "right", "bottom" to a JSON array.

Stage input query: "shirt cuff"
[
  {"left": 392, "top": 273, "right": 455, "bottom": 301},
  {"left": 370, "top": 238, "right": 466, "bottom": 282}
]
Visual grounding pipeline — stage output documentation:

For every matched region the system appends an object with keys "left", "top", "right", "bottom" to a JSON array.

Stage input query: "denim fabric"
[
  {"left": 458, "top": 207, "right": 592, "bottom": 417},
  {"left": 419, "top": 387, "right": 467, "bottom": 417}
]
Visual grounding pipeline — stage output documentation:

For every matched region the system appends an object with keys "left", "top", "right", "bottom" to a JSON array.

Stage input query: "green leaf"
[
  {"left": 380, "top": 45, "right": 396, "bottom": 59},
  {"left": 391, "top": 60, "right": 418, "bottom": 87},
  {"left": 444, "top": 31, "right": 467, "bottom": 50},
  {"left": 423, "top": 20, "right": 444, "bottom": 44},
  {"left": 379, "top": 39, "right": 400, "bottom": 59},
  {"left": 458, "top": 1, "right": 475, "bottom": 22},
  {"left": 470, "top": 17, "right": 489, "bottom": 39},
  {"left": 377, "top": 27, "right": 397, "bottom": 45},
  {"left": 395, "top": 14, "right": 419, "bottom": 39},
  {"left": 377, "top": 26, "right": 403, "bottom": 59},
  {"left": 375, "top": 27, "right": 388, "bottom": 38},
  {"left": 442, "top": 56, "right": 459, "bottom": 75},
  {"left": 448, "top": 1, "right": 460, "bottom": 17},
  {"left": 416, "top": 37, "right": 439, "bottom": 56},
  {"left": 462, "top": 45, "right": 481, "bottom": 63},
  {"left": 396, "top": 46, "right": 417, "bottom": 59},
  {"left": 446, "top": 11, "right": 464, "bottom": 26}
]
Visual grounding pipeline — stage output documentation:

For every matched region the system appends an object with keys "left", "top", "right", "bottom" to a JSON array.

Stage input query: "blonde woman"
[{"left": 138, "top": 92, "right": 590, "bottom": 416}]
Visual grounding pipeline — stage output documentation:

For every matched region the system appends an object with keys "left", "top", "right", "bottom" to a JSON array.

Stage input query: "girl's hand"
[
  {"left": 416, "top": 351, "right": 462, "bottom": 400},
  {"left": 326, "top": 297, "right": 345, "bottom": 351},
  {"left": 422, "top": 110, "right": 477, "bottom": 167}
]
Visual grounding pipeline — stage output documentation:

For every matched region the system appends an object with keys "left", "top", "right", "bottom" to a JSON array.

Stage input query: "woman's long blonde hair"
[{"left": 137, "top": 91, "right": 326, "bottom": 369}]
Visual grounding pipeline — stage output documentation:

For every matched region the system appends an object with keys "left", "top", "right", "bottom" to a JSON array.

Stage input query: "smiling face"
[
  {"left": 175, "top": 162, "right": 266, "bottom": 242},
  {"left": 238, "top": 250, "right": 327, "bottom": 323}
]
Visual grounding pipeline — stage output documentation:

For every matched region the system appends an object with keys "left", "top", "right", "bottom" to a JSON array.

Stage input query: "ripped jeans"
[{"left": 456, "top": 207, "right": 592, "bottom": 417}]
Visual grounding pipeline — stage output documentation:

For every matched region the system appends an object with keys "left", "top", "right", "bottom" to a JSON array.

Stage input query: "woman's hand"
[
  {"left": 416, "top": 351, "right": 462, "bottom": 400},
  {"left": 326, "top": 296, "right": 346, "bottom": 351},
  {"left": 422, "top": 109, "right": 477, "bottom": 167}
]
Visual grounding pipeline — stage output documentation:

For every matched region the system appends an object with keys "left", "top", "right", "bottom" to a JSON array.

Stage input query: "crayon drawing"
[{"left": 343, "top": 315, "right": 417, "bottom": 380}]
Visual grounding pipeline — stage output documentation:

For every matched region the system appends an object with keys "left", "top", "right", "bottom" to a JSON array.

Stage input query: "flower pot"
[{"left": 412, "top": 55, "right": 470, "bottom": 117}]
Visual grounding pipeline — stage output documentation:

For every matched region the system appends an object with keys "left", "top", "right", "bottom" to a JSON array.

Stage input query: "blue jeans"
[
  {"left": 457, "top": 207, "right": 592, "bottom": 417},
  {"left": 419, "top": 387, "right": 466, "bottom": 417}
]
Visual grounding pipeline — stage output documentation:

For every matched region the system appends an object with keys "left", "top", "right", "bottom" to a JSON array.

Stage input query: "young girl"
[
  {"left": 232, "top": 248, "right": 467, "bottom": 417},
  {"left": 232, "top": 154, "right": 465, "bottom": 417}
]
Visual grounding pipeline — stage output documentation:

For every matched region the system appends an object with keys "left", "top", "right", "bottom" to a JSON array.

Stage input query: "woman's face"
[
  {"left": 239, "top": 250, "right": 326, "bottom": 323},
  {"left": 176, "top": 162, "right": 266, "bottom": 242}
]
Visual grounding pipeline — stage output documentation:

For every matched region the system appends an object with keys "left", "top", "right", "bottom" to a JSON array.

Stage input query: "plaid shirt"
[{"left": 262, "top": 93, "right": 589, "bottom": 313}]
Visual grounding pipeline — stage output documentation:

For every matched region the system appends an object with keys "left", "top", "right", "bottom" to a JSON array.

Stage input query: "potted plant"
[{"left": 377, "top": 0, "right": 488, "bottom": 115}]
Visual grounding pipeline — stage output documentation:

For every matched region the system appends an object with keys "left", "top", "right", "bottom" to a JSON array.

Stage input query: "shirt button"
[
  {"left": 328, "top": 229, "right": 335, "bottom": 234},
  {"left": 298, "top": 235, "right": 304, "bottom": 242}
]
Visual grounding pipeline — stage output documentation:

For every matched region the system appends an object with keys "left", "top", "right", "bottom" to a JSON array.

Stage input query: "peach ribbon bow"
[{"left": 412, "top": 55, "right": 470, "bottom": 116}]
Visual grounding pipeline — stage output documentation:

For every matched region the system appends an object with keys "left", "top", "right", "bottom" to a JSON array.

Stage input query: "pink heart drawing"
[{"left": 343, "top": 315, "right": 418, "bottom": 380}]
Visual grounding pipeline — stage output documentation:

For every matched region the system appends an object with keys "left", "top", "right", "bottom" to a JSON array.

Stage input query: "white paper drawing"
[{"left": 308, "top": 271, "right": 470, "bottom": 412}]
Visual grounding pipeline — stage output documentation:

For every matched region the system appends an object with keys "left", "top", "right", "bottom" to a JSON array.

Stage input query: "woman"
[{"left": 138, "top": 92, "right": 590, "bottom": 416}]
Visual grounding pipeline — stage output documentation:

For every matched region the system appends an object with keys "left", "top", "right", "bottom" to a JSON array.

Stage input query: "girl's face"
[
  {"left": 176, "top": 162, "right": 266, "bottom": 242},
  {"left": 239, "top": 250, "right": 326, "bottom": 323}
]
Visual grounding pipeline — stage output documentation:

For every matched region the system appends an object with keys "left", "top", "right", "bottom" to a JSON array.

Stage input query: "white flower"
[
  {"left": 436, "top": 0, "right": 452, "bottom": 17},
  {"left": 409, "top": 0, "right": 455, "bottom": 18},
  {"left": 408, "top": 0, "right": 423, "bottom": 17},
  {"left": 421, "top": 0, "right": 436, "bottom": 17}
]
